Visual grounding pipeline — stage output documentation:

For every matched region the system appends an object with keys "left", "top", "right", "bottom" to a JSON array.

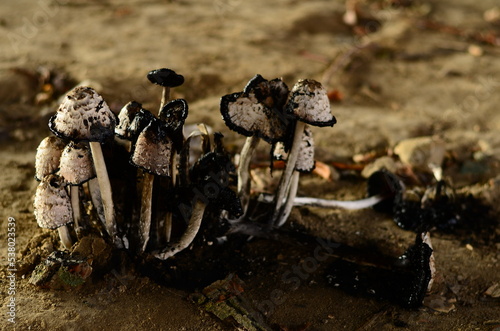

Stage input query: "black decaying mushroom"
[
  {"left": 58, "top": 141, "right": 96, "bottom": 237},
  {"left": 35, "top": 136, "right": 66, "bottom": 181},
  {"left": 154, "top": 132, "right": 242, "bottom": 260},
  {"left": 220, "top": 75, "right": 289, "bottom": 216},
  {"left": 130, "top": 118, "right": 174, "bottom": 252},
  {"left": 49, "top": 86, "right": 119, "bottom": 246},
  {"left": 34, "top": 174, "right": 73, "bottom": 249},
  {"left": 271, "top": 79, "right": 336, "bottom": 227},
  {"left": 147, "top": 68, "right": 184, "bottom": 111}
]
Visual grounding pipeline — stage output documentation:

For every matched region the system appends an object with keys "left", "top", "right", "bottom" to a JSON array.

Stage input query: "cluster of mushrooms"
[{"left": 33, "top": 68, "right": 438, "bottom": 307}]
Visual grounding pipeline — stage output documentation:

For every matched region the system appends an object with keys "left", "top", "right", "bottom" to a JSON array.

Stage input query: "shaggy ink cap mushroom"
[
  {"left": 159, "top": 98, "right": 188, "bottom": 152},
  {"left": 286, "top": 79, "right": 336, "bottom": 127},
  {"left": 59, "top": 141, "right": 96, "bottom": 185},
  {"left": 34, "top": 174, "right": 73, "bottom": 249},
  {"left": 49, "top": 86, "right": 116, "bottom": 142},
  {"left": 147, "top": 68, "right": 184, "bottom": 88},
  {"left": 130, "top": 118, "right": 173, "bottom": 177},
  {"left": 220, "top": 75, "right": 289, "bottom": 144},
  {"left": 35, "top": 136, "right": 67, "bottom": 181},
  {"left": 115, "top": 101, "right": 143, "bottom": 139}
]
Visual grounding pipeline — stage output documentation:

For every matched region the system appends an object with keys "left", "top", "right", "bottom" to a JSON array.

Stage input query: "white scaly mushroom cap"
[
  {"left": 59, "top": 141, "right": 96, "bottom": 185},
  {"left": 35, "top": 136, "right": 66, "bottom": 181},
  {"left": 287, "top": 79, "right": 336, "bottom": 127},
  {"left": 295, "top": 126, "right": 315, "bottom": 173},
  {"left": 131, "top": 120, "right": 173, "bottom": 176},
  {"left": 34, "top": 174, "right": 73, "bottom": 229},
  {"left": 49, "top": 86, "right": 116, "bottom": 142}
]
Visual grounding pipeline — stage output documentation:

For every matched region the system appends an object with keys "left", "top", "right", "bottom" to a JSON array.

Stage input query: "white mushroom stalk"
[
  {"left": 49, "top": 86, "right": 119, "bottom": 247},
  {"left": 270, "top": 79, "right": 336, "bottom": 228},
  {"left": 259, "top": 193, "right": 385, "bottom": 210}
]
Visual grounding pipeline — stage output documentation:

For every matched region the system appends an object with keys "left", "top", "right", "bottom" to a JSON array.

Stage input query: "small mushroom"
[
  {"left": 35, "top": 136, "right": 66, "bottom": 181},
  {"left": 49, "top": 86, "right": 119, "bottom": 246},
  {"left": 34, "top": 174, "right": 73, "bottom": 249},
  {"left": 147, "top": 68, "right": 184, "bottom": 111},
  {"left": 271, "top": 79, "right": 336, "bottom": 227},
  {"left": 115, "top": 101, "right": 143, "bottom": 152},
  {"left": 158, "top": 98, "right": 189, "bottom": 242},
  {"left": 58, "top": 141, "right": 96, "bottom": 237},
  {"left": 130, "top": 118, "right": 174, "bottom": 253},
  {"left": 220, "top": 75, "right": 289, "bottom": 215}
]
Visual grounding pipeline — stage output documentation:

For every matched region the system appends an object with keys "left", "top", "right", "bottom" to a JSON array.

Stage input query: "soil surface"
[{"left": 1, "top": 0, "right": 500, "bottom": 330}]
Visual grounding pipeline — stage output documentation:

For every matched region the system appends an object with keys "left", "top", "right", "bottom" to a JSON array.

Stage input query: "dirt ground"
[{"left": 1, "top": 0, "right": 500, "bottom": 330}]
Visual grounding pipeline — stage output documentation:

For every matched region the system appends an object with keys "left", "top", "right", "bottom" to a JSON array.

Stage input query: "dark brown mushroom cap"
[
  {"left": 130, "top": 119, "right": 173, "bottom": 176},
  {"left": 49, "top": 86, "right": 116, "bottom": 142},
  {"left": 59, "top": 141, "right": 96, "bottom": 185},
  {"left": 244, "top": 75, "right": 289, "bottom": 112},
  {"left": 147, "top": 68, "right": 184, "bottom": 87},
  {"left": 34, "top": 174, "right": 73, "bottom": 229},
  {"left": 159, "top": 98, "right": 188, "bottom": 152},
  {"left": 115, "top": 101, "right": 143, "bottom": 139},
  {"left": 286, "top": 79, "right": 336, "bottom": 127},
  {"left": 295, "top": 126, "right": 315, "bottom": 173},
  {"left": 35, "top": 136, "right": 67, "bottom": 181}
]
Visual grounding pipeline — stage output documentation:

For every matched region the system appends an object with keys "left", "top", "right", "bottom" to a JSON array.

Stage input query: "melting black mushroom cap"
[
  {"left": 147, "top": 68, "right": 184, "bottom": 87},
  {"left": 128, "top": 108, "right": 155, "bottom": 142},
  {"left": 115, "top": 101, "right": 143, "bottom": 139},
  {"left": 190, "top": 147, "right": 242, "bottom": 217},
  {"left": 366, "top": 169, "right": 404, "bottom": 213},
  {"left": 159, "top": 98, "right": 188, "bottom": 152},
  {"left": 49, "top": 86, "right": 116, "bottom": 142}
]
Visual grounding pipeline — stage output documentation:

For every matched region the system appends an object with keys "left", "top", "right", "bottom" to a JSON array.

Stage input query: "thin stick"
[
  {"left": 89, "top": 141, "right": 119, "bottom": 247},
  {"left": 70, "top": 185, "right": 82, "bottom": 238},
  {"left": 139, "top": 172, "right": 154, "bottom": 253},
  {"left": 88, "top": 177, "right": 105, "bottom": 228},
  {"left": 260, "top": 193, "right": 384, "bottom": 210},
  {"left": 237, "top": 136, "right": 260, "bottom": 216},
  {"left": 270, "top": 121, "right": 306, "bottom": 227},
  {"left": 154, "top": 200, "right": 206, "bottom": 260},
  {"left": 276, "top": 170, "right": 300, "bottom": 227}
]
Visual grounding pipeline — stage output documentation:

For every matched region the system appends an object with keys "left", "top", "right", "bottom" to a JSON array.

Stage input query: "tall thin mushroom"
[
  {"left": 58, "top": 141, "right": 96, "bottom": 238},
  {"left": 270, "top": 79, "right": 336, "bottom": 227},
  {"left": 220, "top": 75, "right": 289, "bottom": 215},
  {"left": 49, "top": 86, "right": 119, "bottom": 246},
  {"left": 130, "top": 118, "right": 174, "bottom": 253}
]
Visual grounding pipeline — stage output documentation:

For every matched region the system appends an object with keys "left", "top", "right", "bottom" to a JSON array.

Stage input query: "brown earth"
[{"left": 1, "top": 0, "right": 500, "bottom": 330}]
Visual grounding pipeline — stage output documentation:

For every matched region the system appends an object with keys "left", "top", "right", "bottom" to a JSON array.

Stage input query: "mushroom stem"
[
  {"left": 160, "top": 87, "right": 170, "bottom": 111},
  {"left": 154, "top": 200, "right": 206, "bottom": 260},
  {"left": 139, "top": 172, "right": 154, "bottom": 253},
  {"left": 237, "top": 135, "right": 260, "bottom": 215},
  {"left": 260, "top": 193, "right": 385, "bottom": 210},
  {"left": 89, "top": 141, "right": 118, "bottom": 246},
  {"left": 276, "top": 170, "right": 300, "bottom": 227},
  {"left": 88, "top": 178, "right": 106, "bottom": 228},
  {"left": 270, "top": 121, "right": 306, "bottom": 227},
  {"left": 70, "top": 185, "right": 82, "bottom": 238},
  {"left": 58, "top": 226, "right": 73, "bottom": 250}
]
